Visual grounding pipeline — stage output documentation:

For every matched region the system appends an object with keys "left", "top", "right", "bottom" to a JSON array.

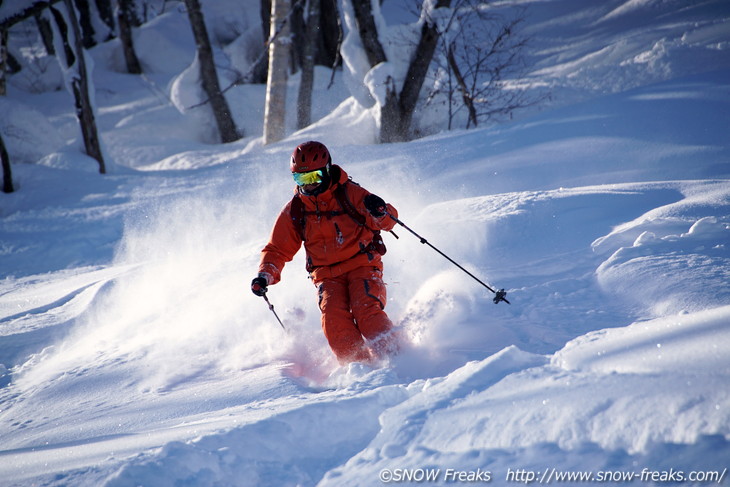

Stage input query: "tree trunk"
[
  {"left": 318, "top": 0, "right": 339, "bottom": 67},
  {"left": 289, "top": 1, "right": 305, "bottom": 73},
  {"left": 95, "top": 0, "right": 115, "bottom": 34},
  {"left": 183, "top": 0, "right": 240, "bottom": 143},
  {"left": 252, "top": 0, "right": 271, "bottom": 84},
  {"left": 385, "top": 0, "right": 450, "bottom": 141},
  {"left": 35, "top": 12, "right": 57, "bottom": 55},
  {"left": 117, "top": 0, "right": 142, "bottom": 74},
  {"left": 73, "top": 0, "right": 96, "bottom": 48},
  {"left": 0, "top": 1, "right": 63, "bottom": 30},
  {"left": 379, "top": 78, "right": 402, "bottom": 142},
  {"left": 297, "top": 0, "right": 320, "bottom": 129},
  {"left": 348, "top": 0, "right": 453, "bottom": 142},
  {"left": 49, "top": 6, "right": 76, "bottom": 65},
  {"left": 260, "top": 0, "right": 271, "bottom": 44},
  {"left": 0, "top": 28, "right": 7, "bottom": 96},
  {"left": 1, "top": 132, "right": 13, "bottom": 193},
  {"left": 350, "top": 0, "right": 387, "bottom": 68},
  {"left": 263, "top": 0, "right": 290, "bottom": 145},
  {"left": 378, "top": 0, "right": 450, "bottom": 143},
  {"left": 53, "top": 2, "right": 107, "bottom": 173}
]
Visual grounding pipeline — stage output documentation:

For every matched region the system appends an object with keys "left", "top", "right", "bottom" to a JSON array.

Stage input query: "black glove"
[
  {"left": 364, "top": 194, "right": 387, "bottom": 217},
  {"left": 251, "top": 276, "right": 268, "bottom": 296}
]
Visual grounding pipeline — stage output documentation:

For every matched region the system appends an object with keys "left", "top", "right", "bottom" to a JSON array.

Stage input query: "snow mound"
[
  {"left": 594, "top": 183, "right": 730, "bottom": 316},
  {"left": 318, "top": 308, "right": 730, "bottom": 486},
  {"left": 0, "top": 98, "right": 64, "bottom": 164},
  {"left": 104, "top": 372, "right": 411, "bottom": 487},
  {"left": 554, "top": 305, "right": 730, "bottom": 375}
]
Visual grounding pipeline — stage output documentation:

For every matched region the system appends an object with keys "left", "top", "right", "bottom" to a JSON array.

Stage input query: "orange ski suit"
[{"left": 258, "top": 165, "right": 398, "bottom": 363}]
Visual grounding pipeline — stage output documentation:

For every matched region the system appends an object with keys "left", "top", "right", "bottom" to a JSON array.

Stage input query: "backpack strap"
[
  {"left": 289, "top": 194, "right": 306, "bottom": 242},
  {"left": 290, "top": 179, "right": 362, "bottom": 242},
  {"left": 334, "top": 179, "right": 366, "bottom": 227},
  {"left": 336, "top": 180, "right": 387, "bottom": 256}
]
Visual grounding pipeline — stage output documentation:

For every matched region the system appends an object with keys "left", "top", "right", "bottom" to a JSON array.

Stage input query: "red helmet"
[{"left": 290, "top": 141, "right": 331, "bottom": 173}]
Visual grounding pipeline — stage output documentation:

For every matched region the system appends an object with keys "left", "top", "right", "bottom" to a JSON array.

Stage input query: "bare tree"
[
  {"left": 183, "top": 0, "right": 240, "bottom": 143},
  {"left": 116, "top": 0, "right": 142, "bottom": 74},
  {"left": 434, "top": 3, "right": 538, "bottom": 130},
  {"left": 296, "top": 0, "right": 320, "bottom": 129},
  {"left": 446, "top": 44, "right": 476, "bottom": 128},
  {"left": 1, "top": 132, "right": 12, "bottom": 194},
  {"left": 50, "top": 2, "right": 106, "bottom": 173},
  {"left": 263, "top": 0, "right": 291, "bottom": 145}
]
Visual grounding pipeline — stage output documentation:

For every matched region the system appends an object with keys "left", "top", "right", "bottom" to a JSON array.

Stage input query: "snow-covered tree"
[
  {"left": 263, "top": 0, "right": 290, "bottom": 144},
  {"left": 183, "top": 0, "right": 240, "bottom": 143},
  {"left": 347, "top": 0, "right": 451, "bottom": 143},
  {"left": 342, "top": 0, "right": 535, "bottom": 142},
  {"left": 296, "top": 0, "right": 320, "bottom": 129},
  {"left": 49, "top": 1, "right": 106, "bottom": 173},
  {"left": 35, "top": 11, "right": 56, "bottom": 56},
  {"left": 116, "top": 0, "right": 142, "bottom": 74}
]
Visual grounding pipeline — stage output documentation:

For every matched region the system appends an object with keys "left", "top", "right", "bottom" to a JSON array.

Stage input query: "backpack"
[{"left": 289, "top": 179, "right": 387, "bottom": 256}]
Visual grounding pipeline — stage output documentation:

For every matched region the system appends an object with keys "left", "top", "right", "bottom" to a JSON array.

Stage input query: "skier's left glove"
[
  {"left": 364, "top": 194, "right": 387, "bottom": 217},
  {"left": 251, "top": 275, "right": 269, "bottom": 296}
]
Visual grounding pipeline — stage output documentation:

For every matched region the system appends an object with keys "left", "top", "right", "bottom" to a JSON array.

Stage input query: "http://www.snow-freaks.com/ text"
[{"left": 377, "top": 466, "right": 728, "bottom": 484}]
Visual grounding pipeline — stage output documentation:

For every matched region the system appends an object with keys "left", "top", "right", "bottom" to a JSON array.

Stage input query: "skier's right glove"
[{"left": 251, "top": 275, "right": 268, "bottom": 296}]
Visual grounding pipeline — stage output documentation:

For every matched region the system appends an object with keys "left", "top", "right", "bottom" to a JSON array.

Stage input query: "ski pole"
[
  {"left": 261, "top": 292, "right": 287, "bottom": 331},
  {"left": 387, "top": 213, "right": 510, "bottom": 304}
]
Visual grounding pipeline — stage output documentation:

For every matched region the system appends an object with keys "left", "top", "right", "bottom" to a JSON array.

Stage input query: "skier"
[{"left": 251, "top": 141, "right": 400, "bottom": 365}]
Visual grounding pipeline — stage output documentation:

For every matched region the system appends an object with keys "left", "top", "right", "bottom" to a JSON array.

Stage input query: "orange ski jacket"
[{"left": 259, "top": 165, "right": 398, "bottom": 284}]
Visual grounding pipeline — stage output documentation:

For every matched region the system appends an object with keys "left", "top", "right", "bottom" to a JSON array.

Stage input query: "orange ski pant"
[{"left": 316, "top": 266, "right": 394, "bottom": 364}]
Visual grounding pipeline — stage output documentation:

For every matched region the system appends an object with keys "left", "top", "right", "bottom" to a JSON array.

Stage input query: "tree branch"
[{"left": 0, "top": 0, "right": 63, "bottom": 30}]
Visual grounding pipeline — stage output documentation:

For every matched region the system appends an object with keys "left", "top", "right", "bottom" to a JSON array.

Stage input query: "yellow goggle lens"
[{"left": 293, "top": 169, "right": 323, "bottom": 186}]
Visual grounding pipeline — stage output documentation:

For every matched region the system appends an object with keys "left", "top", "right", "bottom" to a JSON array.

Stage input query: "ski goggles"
[{"left": 292, "top": 169, "right": 323, "bottom": 186}]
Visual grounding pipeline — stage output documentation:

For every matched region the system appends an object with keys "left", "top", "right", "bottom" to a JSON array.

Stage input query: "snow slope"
[{"left": 1, "top": 0, "right": 729, "bottom": 485}]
